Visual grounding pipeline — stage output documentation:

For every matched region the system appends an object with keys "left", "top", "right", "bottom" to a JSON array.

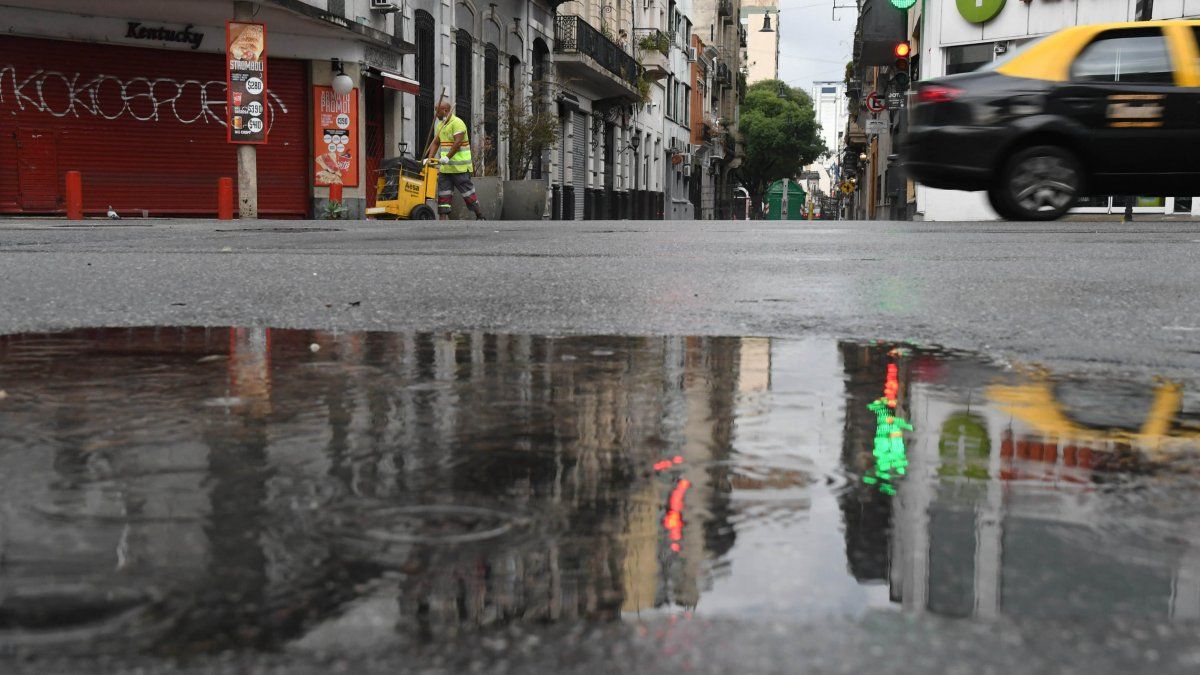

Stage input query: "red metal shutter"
[{"left": 0, "top": 36, "right": 308, "bottom": 217}]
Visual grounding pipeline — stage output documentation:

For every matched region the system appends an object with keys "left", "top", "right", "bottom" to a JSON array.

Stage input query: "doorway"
[{"left": 17, "top": 129, "right": 58, "bottom": 211}]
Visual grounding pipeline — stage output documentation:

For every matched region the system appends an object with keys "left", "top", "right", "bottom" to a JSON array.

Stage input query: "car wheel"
[
  {"left": 996, "top": 145, "right": 1081, "bottom": 221},
  {"left": 410, "top": 204, "right": 436, "bottom": 220}
]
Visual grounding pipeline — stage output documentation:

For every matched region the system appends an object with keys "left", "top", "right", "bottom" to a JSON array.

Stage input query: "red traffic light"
[{"left": 894, "top": 42, "right": 911, "bottom": 58}]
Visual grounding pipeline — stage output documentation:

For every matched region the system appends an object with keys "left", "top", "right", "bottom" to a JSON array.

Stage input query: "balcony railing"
[
  {"left": 634, "top": 28, "right": 671, "bottom": 57},
  {"left": 715, "top": 61, "right": 732, "bottom": 85},
  {"left": 554, "top": 16, "right": 639, "bottom": 85},
  {"left": 738, "top": 24, "right": 747, "bottom": 48}
]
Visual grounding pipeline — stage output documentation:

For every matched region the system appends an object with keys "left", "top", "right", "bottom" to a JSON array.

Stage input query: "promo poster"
[
  {"left": 313, "top": 85, "right": 358, "bottom": 187},
  {"left": 225, "top": 21, "right": 268, "bottom": 144}
]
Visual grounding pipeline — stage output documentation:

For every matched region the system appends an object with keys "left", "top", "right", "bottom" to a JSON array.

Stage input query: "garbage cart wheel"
[{"left": 410, "top": 205, "right": 436, "bottom": 220}]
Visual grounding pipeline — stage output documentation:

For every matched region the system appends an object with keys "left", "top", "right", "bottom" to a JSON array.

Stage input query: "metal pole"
[
  {"left": 234, "top": 1, "right": 258, "bottom": 219},
  {"left": 1125, "top": 0, "right": 1154, "bottom": 221}
]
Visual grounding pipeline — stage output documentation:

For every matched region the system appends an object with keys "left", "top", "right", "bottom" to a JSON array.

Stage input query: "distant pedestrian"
[{"left": 425, "top": 101, "right": 485, "bottom": 221}]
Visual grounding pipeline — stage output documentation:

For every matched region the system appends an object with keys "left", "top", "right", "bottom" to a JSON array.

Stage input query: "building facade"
[
  {"left": 0, "top": 0, "right": 416, "bottom": 219},
  {"left": 662, "top": 1, "right": 698, "bottom": 220},
  {"left": 739, "top": 0, "right": 779, "bottom": 84},
  {"left": 0, "top": 0, "right": 744, "bottom": 220},
  {"left": 690, "top": 0, "right": 746, "bottom": 219}
]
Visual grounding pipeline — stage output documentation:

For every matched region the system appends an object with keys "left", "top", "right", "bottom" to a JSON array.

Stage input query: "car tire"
[
  {"left": 409, "top": 204, "right": 436, "bottom": 220},
  {"left": 986, "top": 186, "right": 1016, "bottom": 220},
  {"left": 995, "top": 145, "right": 1082, "bottom": 221}
]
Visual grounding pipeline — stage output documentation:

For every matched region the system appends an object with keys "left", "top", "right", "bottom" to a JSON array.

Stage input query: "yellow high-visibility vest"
[{"left": 436, "top": 115, "right": 472, "bottom": 174}]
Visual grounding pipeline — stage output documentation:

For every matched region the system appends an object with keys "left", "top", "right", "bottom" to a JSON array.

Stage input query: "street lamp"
[{"left": 331, "top": 59, "right": 354, "bottom": 96}]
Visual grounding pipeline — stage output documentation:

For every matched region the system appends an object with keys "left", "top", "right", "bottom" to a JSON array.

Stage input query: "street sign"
[
  {"left": 957, "top": 0, "right": 1005, "bottom": 24},
  {"left": 886, "top": 91, "right": 906, "bottom": 110},
  {"left": 865, "top": 118, "right": 887, "bottom": 135},
  {"left": 865, "top": 91, "right": 885, "bottom": 113}
]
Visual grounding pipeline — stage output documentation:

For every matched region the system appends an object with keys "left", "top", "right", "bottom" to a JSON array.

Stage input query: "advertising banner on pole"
[
  {"left": 226, "top": 21, "right": 268, "bottom": 144},
  {"left": 313, "top": 86, "right": 359, "bottom": 187}
]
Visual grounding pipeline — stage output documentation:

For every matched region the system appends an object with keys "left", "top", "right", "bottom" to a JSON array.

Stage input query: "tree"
[
  {"left": 499, "top": 79, "right": 560, "bottom": 180},
  {"left": 735, "top": 80, "right": 826, "bottom": 215}
]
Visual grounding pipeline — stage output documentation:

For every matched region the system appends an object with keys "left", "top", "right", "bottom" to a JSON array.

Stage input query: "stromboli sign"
[{"left": 225, "top": 21, "right": 268, "bottom": 143}]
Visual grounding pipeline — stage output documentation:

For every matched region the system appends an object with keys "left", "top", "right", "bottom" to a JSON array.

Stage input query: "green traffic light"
[{"left": 890, "top": 0, "right": 917, "bottom": 8}]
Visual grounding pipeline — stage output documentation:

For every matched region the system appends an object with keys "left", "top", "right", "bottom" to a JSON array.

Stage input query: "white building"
[
  {"left": 914, "top": 0, "right": 1200, "bottom": 221},
  {"left": 809, "top": 81, "right": 846, "bottom": 197},
  {"left": 661, "top": 1, "right": 698, "bottom": 220}
]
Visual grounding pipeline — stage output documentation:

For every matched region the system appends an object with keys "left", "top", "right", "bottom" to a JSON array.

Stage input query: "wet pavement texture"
[
  {"left": 2, "top": 328, "right": 1200, "bottom": 672},
  {"left": 1, "top": 220, "right": 1199, "bottom": 386}
]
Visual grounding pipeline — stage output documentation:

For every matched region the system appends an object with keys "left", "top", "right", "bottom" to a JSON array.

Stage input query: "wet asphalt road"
[
  {"left": 0, "top": 218, "right": 1198, "bottom": 383},
  {"left": 2, "top": 218, "right": 1200, "bottom": 674}
]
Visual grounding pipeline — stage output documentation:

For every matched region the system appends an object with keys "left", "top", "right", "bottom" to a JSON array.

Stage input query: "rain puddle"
[{"left": 1, "top": 328, "right": 1199, "bottom": 657}]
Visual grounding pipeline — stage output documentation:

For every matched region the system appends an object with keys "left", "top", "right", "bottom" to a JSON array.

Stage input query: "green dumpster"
[{"left": 764, "top": 179, "right": 807, "bottom": 220}]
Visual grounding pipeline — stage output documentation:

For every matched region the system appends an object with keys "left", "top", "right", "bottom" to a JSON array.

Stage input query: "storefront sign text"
[
  {"left": 313, "top": 85, "right": 359, "bottom": 187},
  {"left": 125, "top": 22, "right": 205, "bottom": 50},
  {"left": 226, "top": 21, "right": 268, "bottom": 144}
]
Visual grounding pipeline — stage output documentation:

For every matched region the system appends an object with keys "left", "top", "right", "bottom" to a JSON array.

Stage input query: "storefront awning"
[{"left": 378, "top": 69, "right": 420, "bottom": 95}]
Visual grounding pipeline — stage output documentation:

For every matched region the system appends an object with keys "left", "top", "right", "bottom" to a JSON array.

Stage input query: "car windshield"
[{"left": 978, "top": 36, "right": 1048, "bottom": 72}]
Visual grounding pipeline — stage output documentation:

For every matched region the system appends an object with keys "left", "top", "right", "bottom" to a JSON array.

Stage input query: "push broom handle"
[{"left": 422, "top": 87, "right": 448, "bottom": 161}]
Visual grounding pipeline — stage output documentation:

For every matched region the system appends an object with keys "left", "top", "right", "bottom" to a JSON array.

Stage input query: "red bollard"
[
  {"left": 65, "top": 171, "right": 83, "bottom": 220},
  {"left": 329, "top": 182, "right": 343, "bottom": 204},
  {"left": 218, "top": 177, "right": 234, "bottom": 220}
]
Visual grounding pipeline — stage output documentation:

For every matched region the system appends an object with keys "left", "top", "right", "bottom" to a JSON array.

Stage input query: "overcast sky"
[{"left": 776, "top": 1, "right": 856, "bottom": 93}]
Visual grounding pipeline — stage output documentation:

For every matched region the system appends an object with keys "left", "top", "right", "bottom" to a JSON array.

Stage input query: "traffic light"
[
  {"left": 892, "top": 41, "right": 911, "bottom": 91},
  {"left": 890, "top": 0, "right": 918, "bottom": 8}
]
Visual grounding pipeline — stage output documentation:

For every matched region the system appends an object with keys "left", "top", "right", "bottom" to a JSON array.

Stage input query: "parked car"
[{"left": 903, "top": 20, "right": 1200, "bottom": 220}]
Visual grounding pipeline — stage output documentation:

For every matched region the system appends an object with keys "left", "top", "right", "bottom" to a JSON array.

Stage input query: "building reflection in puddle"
[{"left": 0, "top": 328, "right": 1198, "bottom": 656}]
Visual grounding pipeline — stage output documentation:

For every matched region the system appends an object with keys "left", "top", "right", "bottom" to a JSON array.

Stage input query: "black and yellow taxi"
[{"left": 903, "top": 20, "right": 1200, "bottom": 220}]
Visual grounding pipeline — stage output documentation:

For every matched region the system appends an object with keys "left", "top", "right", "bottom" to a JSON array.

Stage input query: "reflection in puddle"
[{"left": 0, "top": 328, "right": 1199, "bottom": 656}]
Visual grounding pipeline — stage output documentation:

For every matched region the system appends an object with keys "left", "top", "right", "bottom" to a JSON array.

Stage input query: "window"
[
  {"left": 666, "top": 75, "right": 675, "bottom": 119},
  {"left": 1071, "top": 30, "right": 1173, "bottom": 84},
  {"left": 455, "top": 29, "right": 473, "bottom": 128},
  {"left": 484, "top": 44, "right": 498, "bottom": 172},
  {"left": 415, "top": 11, "right": 436, "bottom": 150},
  {"left": 945, "top": 43, "right": 994, "bottom": 76}
]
